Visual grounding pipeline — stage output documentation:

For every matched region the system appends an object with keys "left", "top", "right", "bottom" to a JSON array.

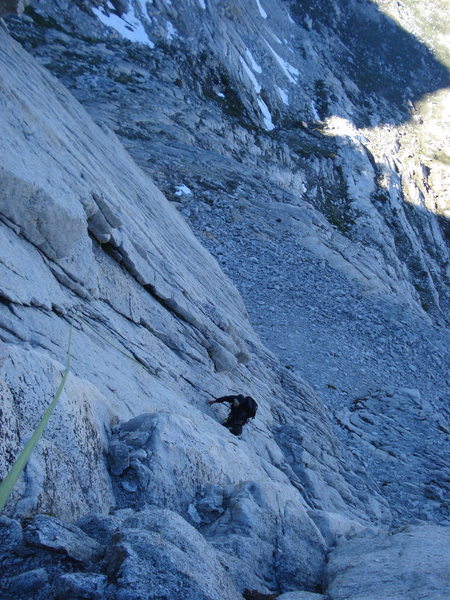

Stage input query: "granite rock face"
[
  {"left": 325, "top": 524, "right": 450, "bottom": 600},
  {"left": 0, "top": 21, "right": 375, "bottom": 598},
  {"left": 108, "top": 412, "right": 328, "bottom": 591},
  {"left": 335, "top": 387, "right": 450, "bottom": 525},
  {"left": 7, "top": 0, "right": 449, "bottom": 314},
  {"left": 0, "top": 19, "right": 253, "bottom": 518},
  {"left": 0, "top": 1, "right": 449, "bottom": 599}
]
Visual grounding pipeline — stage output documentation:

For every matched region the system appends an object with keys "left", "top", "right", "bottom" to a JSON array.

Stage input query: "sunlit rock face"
[{"left": 1, "top": 1, "right": 449, "bottom": 599}]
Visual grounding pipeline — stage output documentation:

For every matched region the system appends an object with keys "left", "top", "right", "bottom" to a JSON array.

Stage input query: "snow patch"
[
  {"left": 257, "top": 98, "right": 275, "bottom": 131},
  {"left": 255, "top": 0, "right": 267, "bottom": 19},
  {"left": 264, "top": 41, "right": 299, "bottom": 84},
  {"left": 175, "top": 184, "right": 193, "bottom": 196},
  {"left": 269, "top": 31, "right": 283, "bottom": 45},
  {"left": 93, "top": 4, "right": 154, "bottom": 47},
  {"left": 310, "top": 100, "right": 320, "bottom": 121},
  {"left": 239, "top": 56, "right": 261, "bottom": 94},
  {"left": 166, "top": 20, "right": 177, "bottom": 41},
  {"left": 305, "top": 16, "right": 313, "bottom": 31},
  {"left": 245, "top": 49, "right": 262, "bottom": 74},
  {"left": 197, "top": 0, "right": 206, "bottom": 9},
  {"left": 277, "top": 87, "right": 289, "bottom": 105}
]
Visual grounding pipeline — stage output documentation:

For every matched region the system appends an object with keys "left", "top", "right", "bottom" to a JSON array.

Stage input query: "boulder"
[
  {"left": 109, "top": 412, "right": 327, "bottom": 591},
  {"left": 104, "top": 506, "right": 240, "bottom": 600},
  {"left": 55, "top": 572, "right": 108, "bottom": 600},
  {"left": 0, "top": 516, "right": 23, "bottom": 555},
  {"left": 24, "top": 515, "right": 104, "bottom": 564},
  {"left": 202, "top": 480, "right": 326, "bottom": 592},
  {"left": 0, "top": 568, "right": 49, "bottom": 598},
  {"left": 109, "top": 411, "right": 276, "bottom": 513}
]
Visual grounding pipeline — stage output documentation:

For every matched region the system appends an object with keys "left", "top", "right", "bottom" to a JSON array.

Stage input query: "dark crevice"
[{"left": 0, "top": 293, "right": 14, "bottom": 308}]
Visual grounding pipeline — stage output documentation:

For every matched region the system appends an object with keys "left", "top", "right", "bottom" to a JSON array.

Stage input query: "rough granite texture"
[{"left": 0, "top": 1, "right": 449, "bottom": 598}]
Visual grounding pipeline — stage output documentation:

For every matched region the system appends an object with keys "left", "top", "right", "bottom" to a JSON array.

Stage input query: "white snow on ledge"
[
  {"left": 277, "top": 87, "right": 289, "bottom": 105},
  {"left": 255, "top": 0, "right": 267, "bottom": 19},
  {"left": 310, "top": 100, "right": 320, "bottom": 122},
  {"left": 93, "top": 5, "right": 155, "bottom": 47},
  {"left": 257, "top": 98, "right": 275, "bottom": 131},
  {"left": 239, "top": 56, "right": 261, "bottom": 94},
  {"left": 245, "top": 49, "right": 262, "bottom": 74},
  {"left": 269, "top": 30, "right": 283, "bottom": 45},
  {"left": 175, "top": 184, "right": 193, "bottom": 196},
  {"left": 166, "top": 20, "right": 178, "bottom": 41},
  {"left": 264, "top": 40, "right": 299, "bottom": 84}
]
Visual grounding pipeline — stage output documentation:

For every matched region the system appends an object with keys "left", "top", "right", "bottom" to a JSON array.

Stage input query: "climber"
[{"left": 207, "top": 394, "right": 258, "bottom": 436}]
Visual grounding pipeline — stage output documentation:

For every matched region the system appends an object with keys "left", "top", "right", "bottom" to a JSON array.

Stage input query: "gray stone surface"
[
  {"left": 0, "top": 18, "right": 255, "bottom": 519},
  {"left": 24, "top": 515, "right": 104, "bottom": 564},
  {"left": 325, "top": 524, "right": 450, "bottom": 600},
  {"left": 0, "top": 516, "right": 23, "bottom": 555},
  {"left": 0, "top": 1, "right": 449, "bottom": 599},
  {"left": 1, "top": 568, "right": 49, "bottom": 595},
  {"left": 335, "top": 387, "right": 450, "bottom": 525},
  {"left": 107, "top": 411, "right": 327, "bottom": 590},
  {"left": 278, "top": 593, "right": 325, "bottom": 600},
  {"left": 55, "top": 572, "right": 108, "bottom": 599},
  {"left": 202, "top": 480, "right": 326, "bottom": 592},
  {"left": 307, "top": 509, "right": 369, "bottom": 547},
  {"left": 105, "top": 507, "right": 241, "bottom": 600},
  {"left": 5, "top": 0, "right": 446, "bottom": 531}
]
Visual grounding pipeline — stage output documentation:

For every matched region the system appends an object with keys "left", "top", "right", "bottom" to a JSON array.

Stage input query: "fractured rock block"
[
  {"left": 24, "top": 515, "right": 104, "bottom": 565},
  {"left": 55, "top": 572, "right": 108, "bottom": 600},
  {"left": 105, "top": 506, "right": 239, "bottom": 600}
]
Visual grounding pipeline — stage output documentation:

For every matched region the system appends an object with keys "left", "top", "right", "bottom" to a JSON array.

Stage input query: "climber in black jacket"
[{"left": 208, "top": 394, "right": 258, "bottom": 436}]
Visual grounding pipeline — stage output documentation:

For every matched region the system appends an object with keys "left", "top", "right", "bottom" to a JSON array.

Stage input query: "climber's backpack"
[{"left": 242, "top": 396, "right": 258, "bottom": 420}]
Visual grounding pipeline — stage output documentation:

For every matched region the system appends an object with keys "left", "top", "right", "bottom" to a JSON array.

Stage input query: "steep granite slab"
[{"left": 0, "top": 23, "right": 388, "bottom": 538}]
